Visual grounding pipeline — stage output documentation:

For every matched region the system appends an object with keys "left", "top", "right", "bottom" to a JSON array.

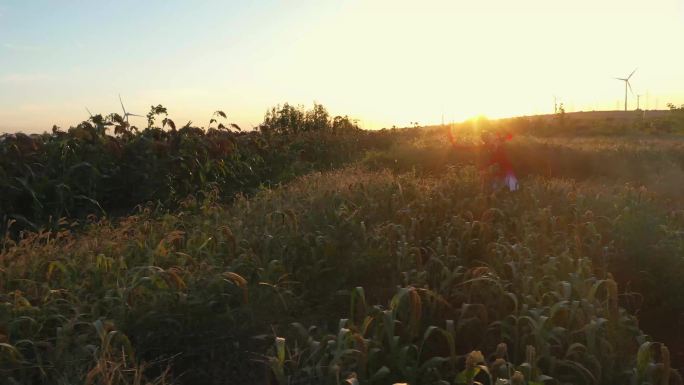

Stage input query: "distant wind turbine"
[
  {"left": 119, "top": 94, "right": 144, "bottom": 123},
  {"left": 553, "top": 95, "right": 560, "bottom": 114},
  {"left": 615, "top": 68, "right": 637, "bottom": 111}
]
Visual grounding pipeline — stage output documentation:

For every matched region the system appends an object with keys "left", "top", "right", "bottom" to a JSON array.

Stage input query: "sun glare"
[
  {"left": 3, "top": 2, "right": 684, "bottom": 384},
  {"left": 0, "top": 0, "right": 683, "bottom": 132}
]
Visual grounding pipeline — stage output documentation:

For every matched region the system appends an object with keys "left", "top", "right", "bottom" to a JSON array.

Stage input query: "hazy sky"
[{"left": 1, "top": 0, "right": 683, "bottom": 132}]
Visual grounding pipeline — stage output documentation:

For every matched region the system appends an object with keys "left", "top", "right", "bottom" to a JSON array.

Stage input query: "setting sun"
[
  {"left": 2, "top": 2, "right": 684, "bottom": 384},
  {"left": 1, "top": 0, "right": 683, "bottom": 132}
]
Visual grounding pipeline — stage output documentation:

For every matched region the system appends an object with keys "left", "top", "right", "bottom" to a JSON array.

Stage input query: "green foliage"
[
  {"left": 0, "top": 104, "right": 401, "bottom": 237},
  {"left": 2, "top": 164, "right": 683, "bottom": 384},
  {"left": 1, "top": 113, "right": 684, "bottom": 384},
  {"left": 260, "top": 102, "right": 360, "bottom": 135}
]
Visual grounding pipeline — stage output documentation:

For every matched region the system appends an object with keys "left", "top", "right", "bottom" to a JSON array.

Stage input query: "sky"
[{"left": 1, "top": 0, "right": 683, "bottom": 133}]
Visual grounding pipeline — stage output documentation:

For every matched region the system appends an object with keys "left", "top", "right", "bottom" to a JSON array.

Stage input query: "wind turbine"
[
  {"left": 615, "top": 68, "right": 637, "bottom": 111},
  {"left": 553, "top": 95, "right": 558, "bottom": 113},
  {"left": 553, "top": 96, "right": 564, "bottom": 114},
  {"left": 118, "top": 94, "right": 144, "bottom": 123}
]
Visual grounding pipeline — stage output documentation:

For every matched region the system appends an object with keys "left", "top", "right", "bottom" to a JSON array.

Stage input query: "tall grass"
[
  {"left": 0, "top": 104, "right": 411, "bottom": 237},
  {"left": 2, "top": 112, "right": 684, "bottom": 384},
  {"left": 2, "top": 164, "right": 682, "bottom": 384}
]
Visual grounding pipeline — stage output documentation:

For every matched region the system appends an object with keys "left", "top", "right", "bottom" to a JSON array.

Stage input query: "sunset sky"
[{"left": 1, "top": 0, "right": 683, "bottom": 133}]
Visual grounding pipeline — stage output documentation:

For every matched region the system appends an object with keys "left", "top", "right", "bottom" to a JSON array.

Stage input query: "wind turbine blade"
[
  {"left": 615, "top": 77, "right": 627, "bottom": 81},
  {"left": 85, "top": 107, "right": 93, "bottom": 117},
  {"left": 128, "top": 113, "right": 144, "bottom": 117},
  {"left": 627, "top": 81, "right": 634, "bottom": 95},
  {"left": 119, "top": 94, "right": 127, "bottom": 115},
  {"left": 627, "top": 68, "right": 637, "bottom": 80}
]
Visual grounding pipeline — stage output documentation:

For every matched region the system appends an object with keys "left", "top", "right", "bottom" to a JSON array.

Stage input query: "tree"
[{"left": 304, "top": 103, "right": 331, "bottom": 132}]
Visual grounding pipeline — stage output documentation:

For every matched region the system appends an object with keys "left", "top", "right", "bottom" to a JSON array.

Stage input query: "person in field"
[{"left": 447, "top": 127, "right": 518, "bottom": 192}]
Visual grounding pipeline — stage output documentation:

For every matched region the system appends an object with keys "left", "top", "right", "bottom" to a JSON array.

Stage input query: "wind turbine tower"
[
  {"left": 553, "top": 96, "right": 558, "bottom": 114},
  {"left": 615, "top": 68, "right": 637, "bottom": 111}
]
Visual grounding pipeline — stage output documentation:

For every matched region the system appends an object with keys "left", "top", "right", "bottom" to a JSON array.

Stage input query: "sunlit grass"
[{"left": 2, "top": 113, "right": 684, "bottom": 384}]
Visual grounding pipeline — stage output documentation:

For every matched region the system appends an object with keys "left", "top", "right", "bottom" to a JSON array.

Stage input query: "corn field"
[{"left": 1, "top": 109, "right": 683, "bottom": 384}]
